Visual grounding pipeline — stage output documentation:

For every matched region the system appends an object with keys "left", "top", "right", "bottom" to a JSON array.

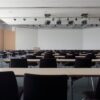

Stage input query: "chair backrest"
[
  {"left": 26, "top": 55, "right": 36, "bottom": 59},
  {"left": 86, "top": 53, "right": 96, "bottom": 59},
  {"left": 44, "top": 53, "right": 55, "bottom": 59},
  {"left": 65, "top": 54, "right": 75, "bottom": 59},
  {"left": 40, "top": 58, "right": 57, "bottom": 68},
  {"left": 74, "top": 58, "right": 92, "bottom": 68},
  {"left": 10, "top": 58, "right": 28, "bottom": 68},
  {"left": 11, "top": 52, "right": 16, "bottom": 57},
  {"left": 2, "top": 53, "right": 7, "bottom": 58},
  {"left": 23, "top": 74, "right": 68, "bottom": 100},
  {"left": 0, "top": 71, "right": 19, "bottom": 100}
]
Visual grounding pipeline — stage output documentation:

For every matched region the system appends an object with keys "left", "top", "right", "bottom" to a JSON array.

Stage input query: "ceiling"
[
  {"left": 0, "top": 0, "right": 100, "bottom": 7},
  {"left": 0, "top": 0, "right": 100, "bottom": 28}
]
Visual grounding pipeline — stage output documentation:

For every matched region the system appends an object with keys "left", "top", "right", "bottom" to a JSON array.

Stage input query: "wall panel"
[
  {"left": 0, "top": 29, "right": 4, "bottom": 50},
  {"left": 4, "top": 30, "right": 15, "bottom": 50}
]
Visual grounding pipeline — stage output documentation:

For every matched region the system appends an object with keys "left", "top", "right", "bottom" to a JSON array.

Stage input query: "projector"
[
  {"left": 44, "top": 14, "right": 51, "bottom": 18},
  {"left": 81, "top": 13, "right": 88, "bottom": 18}
]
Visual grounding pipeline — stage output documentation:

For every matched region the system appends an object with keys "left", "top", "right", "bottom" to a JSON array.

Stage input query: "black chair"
[
  {"left": 82, "top": 78, "right": 100, "bottom": 100},
  {"left": 74, "top": 58, "right": 92, "bottom": 68},
  {"left": 73, "top": 58, "right": 92, "bottom": 82},
  {"left": 2, "top": 53, "right": 7, "bottom": 58},
  {"left": 23, "top": 74, "right": 68, "bottom": 100},
  {"left": 63, "top": 54, "right": 75, "bottom": 66},
  {"left": 44, "top": 53, "right": 55, "bottom": 59},
  {"left": 10, "top": 58, "right": 28, "bottom": 68},
  {"left": 86, "top": 53, "right": 96, "bottom": 67},
  {"left": 0, "top": 71, "right": 20, "bottom": 100},
  {"left": 26, "top": 55, "right": 38, "bottom": 66},
  {"left": 11, "top": 52, "right": 16, "bottom": 57},
  {"left": 71, "top": 58, "right": 93, "bottom": 100},
  {"left": 39, "top": 58, "right": 57, "bottom": 68},
  {"left": 86, "top": 53, "right": 96, "bottom": 59}
]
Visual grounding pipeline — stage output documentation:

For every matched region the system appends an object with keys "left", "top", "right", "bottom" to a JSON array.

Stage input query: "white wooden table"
[
  {"left": 3, "top": 58, "right": 100, "bottom": 63},
  {"left": 0, "top": 68, "right": 100, "bottom": 76}
]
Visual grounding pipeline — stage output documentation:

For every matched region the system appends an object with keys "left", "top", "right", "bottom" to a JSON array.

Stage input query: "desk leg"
[{"left": 69, "top": 77, "right": 73, "bottom": 100}]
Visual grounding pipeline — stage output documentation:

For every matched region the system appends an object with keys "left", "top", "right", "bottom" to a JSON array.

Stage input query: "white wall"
[
  {"left": 15, "top": 27, "right": 100, "bottom": 50},
  {"left": 16, "top": 28, "right": 38, "bottom": 50},
  {"left": 38, "top": 29, "right": 83, "bottom": 50},
  {"left": 83, "top": 27, "right": 100, "bottom": 50}
]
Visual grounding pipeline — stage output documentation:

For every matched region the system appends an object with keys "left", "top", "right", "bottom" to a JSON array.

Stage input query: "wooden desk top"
[
  {"left": 79, "top": 54, "right": 87, "bottom": 56},
  {"left": 3, "top": 58, "right": 100, "bottom": 62},
  {"left": 0, "top": 68, "right": 100, "bottom": 76},
  {"left": 96, "top": 56, "right": 100, "bottom": 58},
  {"left": 75, "top": 56, "right": 86, "bottom": 58},
  {"left": 41, "top": 53, "right": 60, "bottom": 56},
  {"left": 36, "top": 55, "right": 65, "bottom": 58}
]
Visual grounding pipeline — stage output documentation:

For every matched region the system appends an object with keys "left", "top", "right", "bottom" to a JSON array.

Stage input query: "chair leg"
[
  {"left": 69, "top": 77, "right": 73, "bottom": 100},
  {"left": 90, "top": 77, "right": 95, "bottom": 91}
]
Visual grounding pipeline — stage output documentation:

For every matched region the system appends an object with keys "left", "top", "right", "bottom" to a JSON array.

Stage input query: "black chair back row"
[
  {"left": 10, "top": 59, "right": 28, "bottom": 68},
  {"left": 10, "top": 57, "right": 93, "bottom": 68},
  {"left": 44, "top": 53, "right": 55, "bottom": 59},
  {"left": 74, "top": 58, "right": 92, "bottom": 68},
  {"left": 10, "top": 58, "right": 57, "bottom": 68},
  {"left": 0, "top": 71, "right": 68, "bottom": 100},
  {"left": 86, "top": 53, "right": 96, "bottom": 59},
  {"left": 40, "top": 58, "right": 57, "bottom": 68},
  {"left": 39, "top": 52, "right": 57, "bottom": 68}
]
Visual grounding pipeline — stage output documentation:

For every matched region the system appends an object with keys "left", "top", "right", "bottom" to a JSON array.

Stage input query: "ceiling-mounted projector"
[
  {"left": 81, "top": 13, "right": 88, "bottom": 18},
  {"left": 68, "top": 21, "right": 74, "bottom": 25},
  {"left": 81, "top": 20, "right": 87, "bottom": 25},
  {"left": 56, "top": 19, "right": 61, "bottom": 25},
  {"left": 45, "top": 20, "right": 51, "bottom": 25},
  {"left": 44, "top": 14, "right": 51, "bottom": 18}
]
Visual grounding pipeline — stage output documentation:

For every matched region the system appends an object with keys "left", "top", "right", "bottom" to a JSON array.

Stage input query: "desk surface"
[
  {"left": 0, "top": 68, "right": 100, "bottom": 76},
  {"left": 36, "top": 55, "right": 65, "bottom": 58},
  {"left": 3, "top": 58, "right": 100, "bottom": 62}
]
